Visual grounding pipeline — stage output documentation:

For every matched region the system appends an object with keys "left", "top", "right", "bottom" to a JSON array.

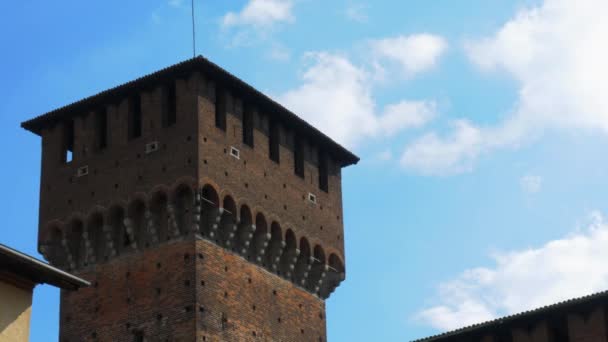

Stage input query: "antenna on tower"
[{"left": 191, "top": 0, "right": 196, "bottom": 57}]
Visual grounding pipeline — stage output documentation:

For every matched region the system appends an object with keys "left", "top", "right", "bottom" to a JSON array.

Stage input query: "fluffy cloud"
[
  {"left": 222, "top": 0, "right": 294, "bottom": 29},
  {"left": 520, "top": 175, "right": 543, "bottom": 194},
  {"left": 371, "top": 34, "right": 447, "bottom": 79},
  {"left": 402, "top": 0, "right": 608, "bottom": 174},
  {"left": 277, "top": 52, "right": 437, "bottom": 148},
  {"left": 401, "top": 120, "right": 483, "bottom": 175},
  {"left": 417, "top": 211, "right": 608, "bottom": 331}
]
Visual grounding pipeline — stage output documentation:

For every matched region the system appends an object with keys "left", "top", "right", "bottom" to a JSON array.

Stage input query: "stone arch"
[
  {"left": 127, "top": 198, "right": 147, "bottom": 249},
  {"left": 294, "top": 237, "right": 312, "bottom": 287},
  {"left": 200, "top": 184, "right": 220, "bottom": 238},
  {"left": 308, "top": 245, "right": 328, "bottom": 294},
  {"left": 321, "top": 253, "right": 346, "bottom": 299},
  {"left": 248, "top": 212, "right": 269, "bottom": 264},
  {"left": 266, "top": 221, "right": 284, "bottom": 271},
  {"left": 235, "top": 204, "right": 254, "bottom": 255},
  {"left": 219, "top": 195, "right": 237, "bottom": 248},
  {"left": 279, "top": 228, "right": 299, "bottom": 278},
  {"left": 108, "top": 205, "right": 130, "bottom": 255},
  {"left": 173, "top": 183, "right": 195, "bottom": 235},
  {"left": 42, "top": 224, "right": 66, "bottom": 268},
  {"left": 150, "top": 190, "right": 170, "bottom": 243},
  {"left": 65, "top": 218, "right": 85, "bottom": 269},
  {"left": 87, "top": 212, "right": 105, "bottom": 263}
]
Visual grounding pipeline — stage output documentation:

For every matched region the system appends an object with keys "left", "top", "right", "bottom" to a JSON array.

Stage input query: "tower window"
[
  {"left": 294, "top": 137, "right": 304, "bottom": 178},
  {"left": 319, "top": 152, "right": 329, "bottom": 193},
  {"left": 243, "top": 105, "right": 254, "bottom": 147},
  {"left": 133, "top": 330, "right": 144, "bottom": 342},
  {"left": 128, "top": 95, "right": 142, "bottom": 140},
  {"left": 95, "top": 107, "right": 108, "bottom": 150},
  {"left": 62, "top": 120, "right": 74, "bottom": 163},
  {"left": 215, "top": 88, "right": 226, "bottom": 131},
  {"left": 163, "top": 82, "right": 177, "bottom": 127},
  {"left": 269, "top": 121, "right": 280, "bottom": 163}
]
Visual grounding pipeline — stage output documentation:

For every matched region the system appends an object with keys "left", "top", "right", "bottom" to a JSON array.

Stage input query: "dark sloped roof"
[
  {"left": 20, "top": 56, "right": 359, "bottom": 167},
  {"left": 0, "top": 243, "right": 90, "bottom": 290},
  {"left": 413, "top": 289, "right": 608, "bottom": 341}
]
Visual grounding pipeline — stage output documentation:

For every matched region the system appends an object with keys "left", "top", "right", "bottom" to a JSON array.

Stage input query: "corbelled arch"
[{"left": 279, "top": 228, "right": 299, "bottom": 278}]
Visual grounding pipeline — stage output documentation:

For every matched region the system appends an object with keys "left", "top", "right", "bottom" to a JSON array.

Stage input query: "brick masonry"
[{"left": 23, "top": 58, "right": 357, "bottom": 341}]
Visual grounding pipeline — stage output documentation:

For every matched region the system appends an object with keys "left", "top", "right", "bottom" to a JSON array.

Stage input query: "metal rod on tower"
[{"left": 191, "top": 0, "right": 196, "bottom": 57}]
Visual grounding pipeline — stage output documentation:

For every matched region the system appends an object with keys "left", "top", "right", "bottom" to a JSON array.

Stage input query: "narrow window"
[
  {"left": 269, "top": 121, "right": 280, "bottom": 163},
  {"left": 62, "top": 120, "right": 74, "bottom": 163},
  {"left": 319, "top": 152, "right": 329, "bottom": 193},
  {"left": 215, "top": 88, "right": 226, "bottom": 131},
  {"left": 133, "top": 330, "right": 144, "bottom": 342},
  {"left": 243, "top": 105, "right": 254, "bottom": 147},
  {"left": 95, "top": 107, "right": 108, "bottom": 150},
  {"left": 163, "top": 82, "right": 177, "bottom": 127},
  {"left": 294, "top": 137, "right": 304, "bottom": 178},
  {"left": 128, "top": 95, "right": 142, "bottom": 140}
]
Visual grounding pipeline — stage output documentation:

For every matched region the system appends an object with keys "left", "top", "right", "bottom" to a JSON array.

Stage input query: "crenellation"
[{"left": 23, "top": 57, "right": 357, "bottom": 341}]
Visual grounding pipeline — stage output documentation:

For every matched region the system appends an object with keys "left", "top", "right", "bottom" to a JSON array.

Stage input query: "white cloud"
[
  {"left": 345, "top": 3, "right": 369, "bottom": 23},
  {"left": 371, "top": 34, "right": 447, "bottom": 79},
  {"left": 417, "top": 211, "right": 608, "bottom": 331},
  {"left": 277, "top": 52, "right": 438, "bottom": 148},
  {"left": 402, "top": 0, "right": 608, "bottom": 175},
  {"left": 222, "top": 0, "right": 294, "bottom": 29},
  {"left": 401, "top": 120, "right": 483, "bottom": 175},
  {"left": 520, "top": 175, "right": 543, "bottom": 194}
]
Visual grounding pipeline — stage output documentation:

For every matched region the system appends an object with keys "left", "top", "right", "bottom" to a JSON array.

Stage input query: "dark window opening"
[
  {"left": 62, "top": 120, "right": 74, "bottom": 163},
  {"left": 163, "top": 83, "right": 177, "bottom": 127},
  {"left": 95, "top": 108, "right": 108, "bottom": 150},
  {"left": 294, "top": 137, "right": 304, "bottom": 178},
  {"left": 319, "top": 152, "right": 329, "bottom": 192},
  {"left": 269, "top": 121, "right": 280, "bottom": 163},
  {"left": 243, "top": 105, "right": 254, "bottom": 147},
  {"left": 133, "top": 330, "right": 144, "bottom": 342},
  {"left": 215, "top": 88, "right": 226, "bottom": 131},
  {"left": 128, "top": 95, "right": 142, "bottom": 140}
]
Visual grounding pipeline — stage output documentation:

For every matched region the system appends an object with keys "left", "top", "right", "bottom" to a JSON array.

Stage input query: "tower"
[{"left": 22, "top": 57, "right": 359, "bottom": 341}]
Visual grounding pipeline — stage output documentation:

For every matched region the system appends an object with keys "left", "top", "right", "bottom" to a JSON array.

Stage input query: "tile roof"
[
  {"left": 413, "top": 289, "right": 608, "bottom": 341},
  {"left": 20, "top": 56, "right": 359, "bottom": 167}
]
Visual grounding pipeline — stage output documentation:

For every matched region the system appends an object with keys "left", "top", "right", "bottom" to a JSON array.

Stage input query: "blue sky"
[{"left": 3, "top": 0, "right": 608, "bottom": 341}]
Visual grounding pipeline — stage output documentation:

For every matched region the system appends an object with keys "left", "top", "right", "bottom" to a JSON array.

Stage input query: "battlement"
[{"left": 22, "top": 57, "right": 357, "bottom": 340}]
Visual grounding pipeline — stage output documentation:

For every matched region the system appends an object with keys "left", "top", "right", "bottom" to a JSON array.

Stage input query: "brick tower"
[{"left": 22, "top": 57, "right": 359, "bottom": 341}]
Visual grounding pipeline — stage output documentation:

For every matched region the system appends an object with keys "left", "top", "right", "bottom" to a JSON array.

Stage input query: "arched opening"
[
  {"left": 87, "top": 213, "right": 105, "bottom": 263},
  {"left": 266, "top": 222, "right": 284, "bottom": 271},
  {"left": 109, "top": 206, "right": 129, "bottom": 255},
  {"left": 321, "top": 254, "right": 345, "bottom": 298},
  {"left": 248, "top": 213, "right": 268, "bottom": 264},
  {"left": 279, "top": 229, "right": 298, "bottom": 278},
  {"left": 66, "top": 219, "right": 85, "bottom": 269},
  {"left": 150, "top": 191, "right": 169, "bottom": 242},
  {"left": 200, "top": 185, "right": 219, "bottom": 237},
  {"left": 174, "top": 185, "right": 194, "bottom": 235},
  {"left": 220, "top": 196, "right": 237, "bottom": 247},
  {"left": 308, "top": 245, "right": 327, "bottom": 293},
  {"left": 235, "top": 205, "right": 253, "bottom": 255},
  {"left": 294, "top": 237, "right": 311, "bottom": 285},
  {"left": 44, "top": 226, "right": 66, "bottom": 268},
  {"left": 128, "top": 199, "right": 147, "bottom": 249}
]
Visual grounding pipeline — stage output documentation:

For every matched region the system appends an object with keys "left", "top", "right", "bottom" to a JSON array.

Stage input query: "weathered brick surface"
[
  {"left": 61, "top": 237, "right": 325, "bottom": 341},
  {"left": 26, "top": 61, "right": 351, "bottom": 341}
]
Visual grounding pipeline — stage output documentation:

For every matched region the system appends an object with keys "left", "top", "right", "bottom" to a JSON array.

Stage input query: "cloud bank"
[
  {"left": 402, "top": 0, "right": 608, "bottom": 175},
  {"left": 417, "top": 211, "right": 608, "bottom": 331}
]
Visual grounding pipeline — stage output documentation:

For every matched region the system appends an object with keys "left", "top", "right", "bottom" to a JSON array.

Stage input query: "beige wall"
[{"left": 0, "top": 280, "right": 32, "bottom": 342}]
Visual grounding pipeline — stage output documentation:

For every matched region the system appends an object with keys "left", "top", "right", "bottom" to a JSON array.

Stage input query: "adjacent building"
[{"left": 0, "top": 243, "right": 89, "bottom": 342}]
